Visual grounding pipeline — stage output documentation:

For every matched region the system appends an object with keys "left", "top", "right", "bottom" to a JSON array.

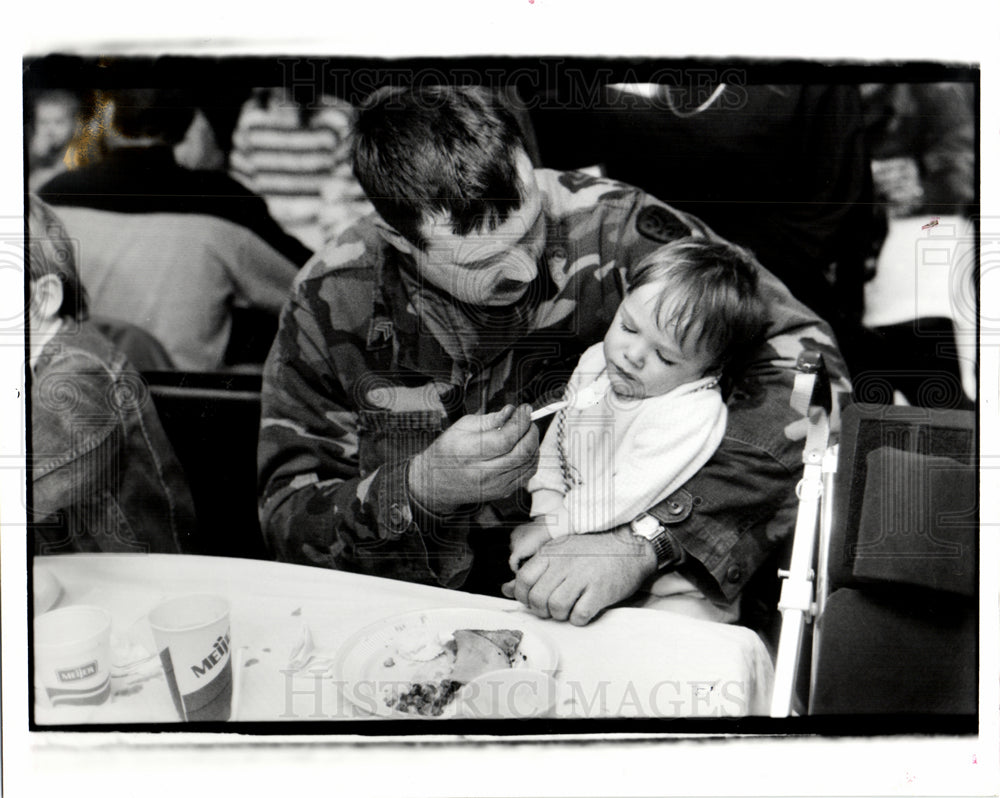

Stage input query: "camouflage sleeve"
[{"left": 256, "top": 283, "right": 471, "bottom": 586}]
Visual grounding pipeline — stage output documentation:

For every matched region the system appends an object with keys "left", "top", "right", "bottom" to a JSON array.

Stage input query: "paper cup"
[
  {"left": 34, "top": 605, "right": 112, "bottom": 708},
  {"left": 457, "top": 669, "right": 559, "bottom": 719},
  {"left": 149, "top": 594, "right": 232, "bottom": 722}
]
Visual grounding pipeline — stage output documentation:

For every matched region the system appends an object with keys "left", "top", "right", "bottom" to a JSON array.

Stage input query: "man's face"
[
  {"left": 410, "top": 150, "right": 547, "bottom": 307},
  {"left": 602, "top": 282, "right": 716, "bottom": 400}
]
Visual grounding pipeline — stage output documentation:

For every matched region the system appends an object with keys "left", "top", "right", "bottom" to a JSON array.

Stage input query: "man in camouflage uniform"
[{"left": 258, "top": 85, "right": 848, "bottom": 625}]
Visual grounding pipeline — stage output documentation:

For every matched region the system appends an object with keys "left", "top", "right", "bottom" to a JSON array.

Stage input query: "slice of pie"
[
  {"left": 466, "top": 629, "right": 524, "bottom": 659},
  {"left": 450, "top": 629, "right": 524, "bottom": 683}
]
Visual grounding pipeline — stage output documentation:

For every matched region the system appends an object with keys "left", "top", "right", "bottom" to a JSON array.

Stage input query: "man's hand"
[
  {"left": 501, "top": 526, "right": 658, "bottom": 625},
  {"left": 508, "top": 517, "right": 555, "bottom": 572},
  {"left": 408, "top": 404, "right": 539, "bottom": 515}
]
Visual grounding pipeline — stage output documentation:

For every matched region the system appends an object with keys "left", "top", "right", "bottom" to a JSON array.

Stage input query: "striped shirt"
[{"left": 229, "top": 89, "right": 373, "bottom": 251}]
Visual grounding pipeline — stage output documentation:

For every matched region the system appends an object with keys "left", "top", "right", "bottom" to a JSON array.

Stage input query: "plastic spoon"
[{"left": 530, "top": 375, "right": 611, "bottom": 421}]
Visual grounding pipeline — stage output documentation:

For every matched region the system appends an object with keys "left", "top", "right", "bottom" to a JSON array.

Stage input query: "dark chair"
[
  {"left": 91, "top": 315, "right": 176, "bottom": 371},
  {"left": 772, "top": 401, "right": 977, "bottom": 716},
  {"left": 808, "top": 402, "right": 977, "bottom": 714},
  {"left": 223, "top": 307, "right": 280, "bottom": 367},
  {"left": 143, "top": 370, "right": 268, "bottom": 560}
]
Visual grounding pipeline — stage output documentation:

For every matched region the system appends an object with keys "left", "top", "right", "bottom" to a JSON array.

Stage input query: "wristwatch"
[{"left": 630, "top": 513, "right": 685, "bottom": 571}]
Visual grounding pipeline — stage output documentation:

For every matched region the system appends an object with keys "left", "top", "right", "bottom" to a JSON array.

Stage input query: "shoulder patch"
[{"left": 636, "top": 206, "right": 691, "bottom": 243}]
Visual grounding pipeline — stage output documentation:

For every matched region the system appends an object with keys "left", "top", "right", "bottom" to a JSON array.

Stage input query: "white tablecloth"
[{"left": 32, "top": 554, "right": 773, "bottom": 724}]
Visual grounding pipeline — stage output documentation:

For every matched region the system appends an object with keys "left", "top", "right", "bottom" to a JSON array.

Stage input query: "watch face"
[{"left": 631, "top": 515, "right": 663, "bottom": 539}]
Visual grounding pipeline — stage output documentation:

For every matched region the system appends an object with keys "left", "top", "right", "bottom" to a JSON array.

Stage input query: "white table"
[{"left": 32, "top": 554, "right": 773, "bottom": 724}]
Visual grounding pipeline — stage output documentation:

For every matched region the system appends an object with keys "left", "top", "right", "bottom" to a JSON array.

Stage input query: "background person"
[
  {"left": 229, "top": 86, "right": 374, "bottom": 251},
  {"left": 38, "top": 88, "right": 313, "bottom": 371},
  {"left": 854, "top": 82, "right": 977, "bottom": 409},
  {"left": 26, "top": 88, "right": 85, "bottom": 192},
  {"left": 28, "top": 196, "right": 196, "bottom": 555}
]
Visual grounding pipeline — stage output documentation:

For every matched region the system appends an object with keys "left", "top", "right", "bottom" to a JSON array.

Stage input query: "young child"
[
  {"left": 510, "top": 239, "right": 769, "bottom": 620},
  {"left": 28, "top": 195, "right": 197, "bottom": 554}
]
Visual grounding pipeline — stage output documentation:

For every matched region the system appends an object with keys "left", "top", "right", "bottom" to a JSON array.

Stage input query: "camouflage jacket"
[{"left": 258, "top": 169, "right": 847, "bottom": 603}]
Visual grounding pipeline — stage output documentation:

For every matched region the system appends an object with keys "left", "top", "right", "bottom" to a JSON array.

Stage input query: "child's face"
[{"left": 602, "top": 282, "right": 716, "bottom": 399}]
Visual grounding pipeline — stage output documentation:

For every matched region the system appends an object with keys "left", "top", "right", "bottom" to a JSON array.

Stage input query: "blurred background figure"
[
  {"left": 38, "top": 88, "right": 312, "bottom": 371},
  {"left": 864, "top": 83, "right": 976, "bottom": 220},
  {"left": 856, "top": 82, "right": 977, "bottom": 409},
  {"left": 173, "top": 107, "right": 230, "bottom": 171},
  {"left": 26, "top": 89, "right": 85, "bottom": 191},
  {"left": 173, "top": 86, "right": 251, "bottom": 171},
  {"left": 28, "top": 196, "right": 196, "bottom": 555},
  {"left": 228, "top": 86, "right": 373, "bottom": 251}
]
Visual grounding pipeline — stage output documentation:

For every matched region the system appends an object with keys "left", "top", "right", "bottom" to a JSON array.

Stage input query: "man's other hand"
[{"left": 501, "top": 526, "right": 657, "bottom": 625}]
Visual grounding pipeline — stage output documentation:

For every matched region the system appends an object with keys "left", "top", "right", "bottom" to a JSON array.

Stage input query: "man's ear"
[{"left": 30, "top": 274, "right": 64, "bottom": 324}]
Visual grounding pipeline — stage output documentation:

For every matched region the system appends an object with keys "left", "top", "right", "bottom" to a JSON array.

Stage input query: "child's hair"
[
  {"left": 352, "top": 85, "right": 527, "bottom": 250},
  {"left": 625, "top": 238, "right": 769, "bottom": 371},
  {"left": 27, "top": 195, "right": 88, "bottom": 320}
]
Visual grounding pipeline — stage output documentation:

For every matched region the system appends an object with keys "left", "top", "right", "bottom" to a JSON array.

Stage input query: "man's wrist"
[
  {"left": 406, "top": 453, "right": 460, "bottom": 516},
  {"left": 629, "top": 513, "right": 686, "bottom": 572},
  {"left": 612, "top": 525, "right": 659, "bottom": 578}
]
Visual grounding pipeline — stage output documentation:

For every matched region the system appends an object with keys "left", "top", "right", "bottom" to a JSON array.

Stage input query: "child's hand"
[{"left": 509, "top": 518, "right": 555, "bottom": 572}]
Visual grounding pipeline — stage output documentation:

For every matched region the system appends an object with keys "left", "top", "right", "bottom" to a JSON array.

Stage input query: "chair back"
[{"left": 144, "top": 370, "right": 267, "bottom": 560}]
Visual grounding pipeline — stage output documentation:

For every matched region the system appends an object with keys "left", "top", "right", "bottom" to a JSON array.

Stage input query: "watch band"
[
  {"left": 631, "top": 513, "right": 684, "bottom": 571},
  {"left": 648, "top": 526, "right": 683, "bottom": 570}
]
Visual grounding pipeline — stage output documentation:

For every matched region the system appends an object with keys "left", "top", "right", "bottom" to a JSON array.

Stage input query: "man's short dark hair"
[
  {"left": 108, "top": 88, "right": 195, "bottom": 145},
  {"left": 353, "top": 85, "right": 527, "bottom": 250}
]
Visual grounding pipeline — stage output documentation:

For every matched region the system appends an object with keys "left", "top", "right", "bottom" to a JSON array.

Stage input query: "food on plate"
[
  {"left": 385, "top": 628, "right": 524, "bottom": 717},
  {"left": 395, "top": 628, "right": 453, "bottom": 662},
  {"left": 392, "top": 678, "right": 463, "bottom": 716},
  {"left": 450, "top": 629, "right": 521, "bottom": 683}
]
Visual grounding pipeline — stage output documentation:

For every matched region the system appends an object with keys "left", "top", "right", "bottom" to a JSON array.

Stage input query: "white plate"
[{"left": 334, "top": 608, "right": 559, "bottom": 719}]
